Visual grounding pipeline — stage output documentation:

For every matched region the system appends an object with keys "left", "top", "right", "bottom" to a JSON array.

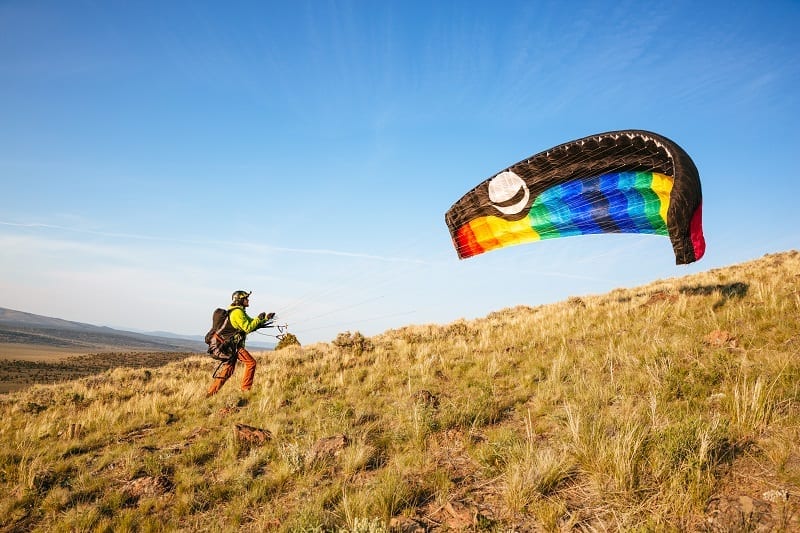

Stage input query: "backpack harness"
[{"left": 205, "top": 308, "right": 245, "bottom": 377}]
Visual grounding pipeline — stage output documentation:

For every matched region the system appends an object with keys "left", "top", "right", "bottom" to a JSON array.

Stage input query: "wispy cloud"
[{"left": 0, "top": 220, "right": 428, "bottom": 264}]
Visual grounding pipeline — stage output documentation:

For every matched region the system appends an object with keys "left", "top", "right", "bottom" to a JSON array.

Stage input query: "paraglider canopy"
[{"left": 445, "top": 130, "right": 705, "bottom": 265}]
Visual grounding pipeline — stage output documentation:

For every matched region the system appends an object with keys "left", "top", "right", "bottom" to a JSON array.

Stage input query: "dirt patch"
[
  {"left": 703, "top": 451, "right": 799, "bottom": 531},
  {"left": 704, "top": 330, "right": 739, "bottom": 348},
  {"left": 122, "top": 475, "right": 173, "bottom": 499}
]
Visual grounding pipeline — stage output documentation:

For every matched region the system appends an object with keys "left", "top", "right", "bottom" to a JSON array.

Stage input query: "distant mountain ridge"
[
  {"left": 0, "top": 307, "right": 206, "bottom": 353},
  {"left": 0, "top": 307, "right": 113, "bottom": 331}
]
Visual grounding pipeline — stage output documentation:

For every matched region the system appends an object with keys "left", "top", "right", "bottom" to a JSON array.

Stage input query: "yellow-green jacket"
[{"left": 227, "top": 305, "right": 266, "bottom": 347}]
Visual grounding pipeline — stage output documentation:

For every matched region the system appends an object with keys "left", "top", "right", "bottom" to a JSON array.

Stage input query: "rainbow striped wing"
[{"left": 445, "top": 131, "right": 705, "bottom": 265}]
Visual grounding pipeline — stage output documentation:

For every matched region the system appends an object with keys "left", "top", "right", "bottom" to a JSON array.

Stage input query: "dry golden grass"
[{"left": 0, "top": 250, "right": 798, "bottom": 532}]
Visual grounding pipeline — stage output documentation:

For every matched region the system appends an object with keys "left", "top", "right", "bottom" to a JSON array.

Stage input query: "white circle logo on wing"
[{"left": 488, "top": 171, "right": 530, "bottom": 215}]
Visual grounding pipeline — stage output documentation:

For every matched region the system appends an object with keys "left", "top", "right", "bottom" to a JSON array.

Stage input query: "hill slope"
[
  {"left": 0, "top": 307, "right": 206, "bottom": 353},
  {"left": 0, "top": 251, "right": 798, "bottom": 531}
]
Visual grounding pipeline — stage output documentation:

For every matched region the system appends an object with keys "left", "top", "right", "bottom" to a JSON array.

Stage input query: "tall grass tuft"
[{"left": 729, "top": 374, "right": 778, "bottom": 437}]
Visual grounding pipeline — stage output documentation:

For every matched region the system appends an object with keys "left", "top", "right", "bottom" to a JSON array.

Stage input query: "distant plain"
[{"left": 0, "top": 318, "right": 203, "bottom": 393}]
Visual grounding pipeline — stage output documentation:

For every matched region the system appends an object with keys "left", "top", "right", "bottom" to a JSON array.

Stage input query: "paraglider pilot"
[{"left": 206, "top": 290, "right": 273, "bottom": 397}]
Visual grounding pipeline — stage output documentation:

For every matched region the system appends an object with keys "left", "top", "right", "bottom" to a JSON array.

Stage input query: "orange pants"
[{"left": 207, "top": 347, "right": 256, "bottom": 396}]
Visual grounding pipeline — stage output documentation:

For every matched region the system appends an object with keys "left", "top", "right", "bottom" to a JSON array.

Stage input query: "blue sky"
[{"left": 2, "top": 1, "right": 799, "bottom": 344}]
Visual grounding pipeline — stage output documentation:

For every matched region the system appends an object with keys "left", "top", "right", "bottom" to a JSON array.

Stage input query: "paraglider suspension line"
[{"left": 255, "top": 323, "right": 290, "bottom": 341}]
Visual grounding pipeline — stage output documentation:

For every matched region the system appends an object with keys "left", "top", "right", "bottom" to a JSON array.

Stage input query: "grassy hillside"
[{"left": 1, "top": 251, "right": 798, "bottom": 532}]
